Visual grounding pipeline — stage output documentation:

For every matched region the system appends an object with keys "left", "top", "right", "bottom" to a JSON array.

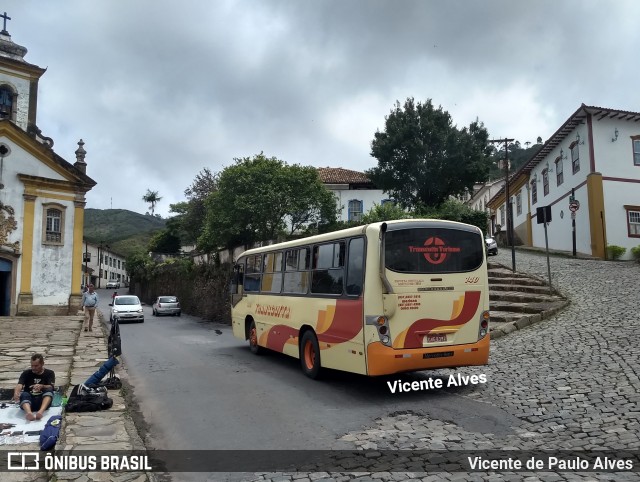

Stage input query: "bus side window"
[
  {"left": 231, "top": 263, "right": 244, "bottom": 294},
  {"left": 346, "top": 238, "right": 364, "bottom": 296},
  {"left": 244, "top": 255, "right": 262, "bottom": 292}
]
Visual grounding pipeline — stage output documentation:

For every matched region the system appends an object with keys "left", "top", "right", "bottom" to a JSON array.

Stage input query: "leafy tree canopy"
[
  {"left": 169, "top": 168, "right": 219, "bottom": 245},
  {"left": 142, "top": 189, "right": 162, "bottom": 217},
  {"left": 367, "top": 98, "right": 492, "bottom": 209},
  {"left": 417, "top": 198, "right": 489, "bottom": 235},
  {"left": 198, "top": 153, "right": 338, "bottom": 251},
  {"left": 147, "top": 228, "right": 181, "bottom": 254},
  {"left": 361, "top": 202, "right": 411, "bottom": 224}
]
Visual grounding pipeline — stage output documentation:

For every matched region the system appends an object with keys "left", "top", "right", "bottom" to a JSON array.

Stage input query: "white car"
[
  {"left": 485, "top": 236, "right": 498, "bottom": 256},
  {"left": 106, "top": 280, "right": 120, "bottom": 289},
  {"left": 110, "top": 295, "right": 144, "bottom": 323}
]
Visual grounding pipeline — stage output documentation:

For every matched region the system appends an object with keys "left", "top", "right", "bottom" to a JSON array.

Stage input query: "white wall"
[
  {"left": 602, "top": 181, "right": 640, "bottom": 260},
  {"left": 31, "top": 196, "right": 75, "bottom": 305}
]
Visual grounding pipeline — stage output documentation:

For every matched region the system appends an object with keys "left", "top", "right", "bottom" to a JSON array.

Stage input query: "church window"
[
  {"left": 42, "top": 203, "right": 66, "bottom": 245},
  {"left": 0, "top": 85, "right": 16, "bottom": 121}
]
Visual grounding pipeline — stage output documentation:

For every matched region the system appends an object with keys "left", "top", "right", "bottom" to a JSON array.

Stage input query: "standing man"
[
  {"left": 82, "top": 283, "right": 99, "bottom": 332},
  {"left": 12, "top": 354, "right": 56, "bottom": 421}
]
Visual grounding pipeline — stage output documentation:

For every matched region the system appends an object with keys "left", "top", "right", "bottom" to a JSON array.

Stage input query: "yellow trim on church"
[
  {"left": 19, "top": 195, "right": 36, "bottom": 293},
  {"left": 0, "top": 126, "right": 82, "bottom": 183},
  {"left": 71, "top": 202, "right": 85, "bottom": 295}
]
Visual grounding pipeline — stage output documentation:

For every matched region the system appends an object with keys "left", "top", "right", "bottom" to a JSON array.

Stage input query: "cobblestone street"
[{"left": 251, "top": 250, "right": 640, "bottom": 481}]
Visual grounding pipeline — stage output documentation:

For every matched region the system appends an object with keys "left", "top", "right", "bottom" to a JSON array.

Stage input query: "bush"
[
  {"left": 606, "top": 245, "right": 626, "bottom": 260},
  {"left": 631, "top": 246, "right": 640, "bottom": 263}
]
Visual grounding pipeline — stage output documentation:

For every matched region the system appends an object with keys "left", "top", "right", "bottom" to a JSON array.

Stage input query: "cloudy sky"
[{"left": 6, "top": 0, "right": 640, "bottom": 217}]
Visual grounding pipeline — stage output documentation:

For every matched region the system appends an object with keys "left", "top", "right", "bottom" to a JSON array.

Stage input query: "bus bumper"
[{"left": 366, "top": 335, "right": 490, "bottom": 376}]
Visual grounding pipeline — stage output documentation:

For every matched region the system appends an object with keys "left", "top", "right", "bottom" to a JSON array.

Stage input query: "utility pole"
[
  {"left": 84, "top": 241, "right": 89, "bottom": 288},
  {"left": 490, "top": 137, "right": 516, "bottom": 272}
]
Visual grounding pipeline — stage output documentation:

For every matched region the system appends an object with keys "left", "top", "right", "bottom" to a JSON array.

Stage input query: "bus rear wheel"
[
  {"left": 248, "top": 320, "right": 263, "bottom": 355},
  {"left": 300, "top": 331, "right": 322, "bottom": 379}
]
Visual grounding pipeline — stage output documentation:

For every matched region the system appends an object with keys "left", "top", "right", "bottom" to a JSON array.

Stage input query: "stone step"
[
  {"left": 490, "top": 299, "right": 567, "bottom": 314},
  {"left": 488, "top": 311, "right": 524, "bottom": 324},
  {"left": 490, "top": 291, "right": 563, "bottom": 304},
  {"left": 490, "top": 284, "right": 555, "bottom": 294},
  {"left": 488, "top": 274, "right": 547, "bottom": 286},
  {"left": 487, "top": 267, "right": 534, "bottom": 279}
]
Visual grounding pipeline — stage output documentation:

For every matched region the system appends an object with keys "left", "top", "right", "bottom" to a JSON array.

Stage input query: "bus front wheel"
[
  {"left": 248, "top": 320, "right": 263, "bottom": 355},
  {"left": 300, "top": 331, "right": 322, "bottom": 379}
]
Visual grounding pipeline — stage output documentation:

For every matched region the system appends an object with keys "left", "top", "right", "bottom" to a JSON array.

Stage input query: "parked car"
[
  {"left": 152, "top": 296, "right": 181, "bottom": 317},
  {"left": 110, "top": 295, "right": 144, "bottom": 323},
  {"left": 106, "top": 280, "right": 120, "bottom": 289},
  {"left": 485, "top": 236, "right": 498, "bottom": 256}
]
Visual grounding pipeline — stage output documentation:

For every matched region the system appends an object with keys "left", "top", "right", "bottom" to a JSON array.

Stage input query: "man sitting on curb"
[{"left": 12, "top": 353, "right": 56, "bottom": 421}]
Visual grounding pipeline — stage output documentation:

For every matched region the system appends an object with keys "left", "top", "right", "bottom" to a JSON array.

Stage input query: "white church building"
[{"left": 0, "top": 18, "right": 96, "bottom": 315}]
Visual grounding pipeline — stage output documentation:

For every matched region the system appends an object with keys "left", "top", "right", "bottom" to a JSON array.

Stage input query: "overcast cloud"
[{"left": 7, "top": 0, "right": 640, "bottom": 217}]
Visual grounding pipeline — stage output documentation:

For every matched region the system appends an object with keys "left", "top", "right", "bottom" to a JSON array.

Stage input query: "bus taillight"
[
  {"left": 376, "top": 316, "right": 392, "bottom": 346},
  {"left": 478, "top": 311, "right": 490, "bottom": 339}
]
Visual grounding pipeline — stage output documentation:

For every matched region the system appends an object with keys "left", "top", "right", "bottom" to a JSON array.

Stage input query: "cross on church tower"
[{"left": 1, "top": 12, "right": 10, "bottom": 35}]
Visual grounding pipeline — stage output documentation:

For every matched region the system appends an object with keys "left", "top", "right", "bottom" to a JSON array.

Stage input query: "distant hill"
[{"left": 84, "top": 208, "right": 166, "bottom": 258}]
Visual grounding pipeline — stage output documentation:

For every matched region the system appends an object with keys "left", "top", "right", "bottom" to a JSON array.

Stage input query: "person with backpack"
[
  {"left": 12, "top": 354, "right": 55, "bottom": 421},
  {"left": 81, "top": 284, "right": 99, "bottom": 332}
]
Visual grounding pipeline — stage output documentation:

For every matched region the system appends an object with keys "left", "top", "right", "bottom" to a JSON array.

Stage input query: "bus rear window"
[{"left": 385, "top": 228, "right": 483, "bottom": 273}]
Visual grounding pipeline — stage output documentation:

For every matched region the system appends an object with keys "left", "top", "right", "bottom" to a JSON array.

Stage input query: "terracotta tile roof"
[{"left": 317, "top": 167, "right": 372, "bottom": 184}]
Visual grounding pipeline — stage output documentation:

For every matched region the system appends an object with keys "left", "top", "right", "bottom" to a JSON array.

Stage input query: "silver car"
[
  {"left": 152, "top": 296, "right": 181, "bottom": 317},
  {"left": 485, "top": 236, "right": 498, "bottom": 256},
  {"left": 110, "top": 295, "right": 144, "bottom": 323}
]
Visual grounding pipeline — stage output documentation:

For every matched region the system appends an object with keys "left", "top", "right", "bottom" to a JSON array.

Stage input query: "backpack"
[
  {"left": 108, "top": 318, "right": 122, "bottom": 357},
  {"left": 65, "top": 384, "right": 113, "bottom": 413},
  {"left": 40, "top": 415, "right": 62, "bottom": 450}
]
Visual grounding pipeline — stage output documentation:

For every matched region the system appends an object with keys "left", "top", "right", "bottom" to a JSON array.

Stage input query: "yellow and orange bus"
[{"left": 230, "top": 219, "right": 490, "bottom": 379}]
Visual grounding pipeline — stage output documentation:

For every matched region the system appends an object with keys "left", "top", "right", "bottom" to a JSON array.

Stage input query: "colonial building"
[
  {"left": 81, "top": 240, "right": 128, "bottom": 289},
  {"left": 0, "top": 19, "right": 96, "bottom": 315},
  {"left": 317, "top": 167, "right": 390, "bottom": 222},
  {"left": 466, "top": 178, "right": 505, "bottom": 235},
  {"left": 488, "top": 104, "right": 640, "bottom": 260}
]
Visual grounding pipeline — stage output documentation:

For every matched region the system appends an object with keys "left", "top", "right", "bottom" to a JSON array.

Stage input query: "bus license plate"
[{"left": 426, "top": 334, "right": 447, "bottom": 343}]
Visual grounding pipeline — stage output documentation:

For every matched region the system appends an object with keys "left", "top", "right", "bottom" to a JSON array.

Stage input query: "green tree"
[
  {"left": 361, "top": 202, "right": 411, "bottom": 224},
  {"left": 143, "top": 189, "right": 162, "bottom": 217},
  {"left": 199, "top": 154, "right": 338, "bottom": 251},
  {"left": 417, "top": 198, "right": 489, "bottom": 234},
  {"left": 169, "top": 168, "right": 219, "bottom": 245},
  {"left": 147, "top": 228, "right": 181, "bottom": 254},
  {"left": 367, "top": 98, "right": 492, "bottom": 209}
]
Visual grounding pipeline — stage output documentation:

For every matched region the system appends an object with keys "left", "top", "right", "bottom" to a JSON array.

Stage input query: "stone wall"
[{"left": 130, "top": 262, "right": 232, "bottom": 323}]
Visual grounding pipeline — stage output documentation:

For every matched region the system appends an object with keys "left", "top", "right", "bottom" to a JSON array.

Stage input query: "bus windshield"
[{"left": 385, "top": 227, "right": 484, "bottom": 274}]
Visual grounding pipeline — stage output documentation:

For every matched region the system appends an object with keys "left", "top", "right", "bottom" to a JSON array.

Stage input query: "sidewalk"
[{"left": 0, "top": 313, "right": 151, "bottom": 482}]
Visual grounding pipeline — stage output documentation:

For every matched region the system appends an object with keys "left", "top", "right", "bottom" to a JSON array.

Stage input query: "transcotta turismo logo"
[{"left": 409, "top": 237, "right": 461, "bottom": 264}]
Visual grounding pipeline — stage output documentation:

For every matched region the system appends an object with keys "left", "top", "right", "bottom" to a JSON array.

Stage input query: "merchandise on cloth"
[{"left": 0, "top": 401, "right": 63, "bottom": 445}]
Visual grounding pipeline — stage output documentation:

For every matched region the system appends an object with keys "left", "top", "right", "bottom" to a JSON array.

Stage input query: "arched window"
[{"left": 0, "top": 85, "right": 16, "bottom": 121}]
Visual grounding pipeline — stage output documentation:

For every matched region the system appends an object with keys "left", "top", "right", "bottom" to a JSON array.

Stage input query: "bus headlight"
[{"left": 381, "top": 335, "right": 390, "bottom": 344}]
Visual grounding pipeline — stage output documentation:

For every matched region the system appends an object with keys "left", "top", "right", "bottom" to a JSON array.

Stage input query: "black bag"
[
  {"left": 65, "top": 385, "right": 113, "bottom": 413},
  {"left": 108, "top": 318, "right": 122, "bottom": 357},
  {"left": 97, "top": 375, "right": 122, "bottom": 389}
]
